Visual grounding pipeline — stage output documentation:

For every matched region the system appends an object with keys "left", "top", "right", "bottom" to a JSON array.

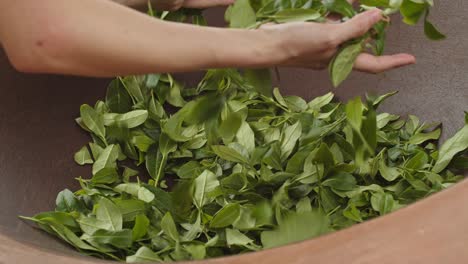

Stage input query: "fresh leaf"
[
  {"left": 74, "top": 146, "right": 93, "bottom": 165},
  {"left": 261, "top": 211, "right": 329, "bottom": 249},
  {"left": 432, "top": 122, "right": 468, "bottom": 173},
  {"left": 96, "top": 198, "right": 123, "bottom": 231},
  {"left": 80, "top": 104, "right": 106, "bottom": 142},
  {"left": 210, "top": 203, "right": 241, "bottom": 228},
  {"left": 329, "top": 41, "right": 364, "bottom": 87}
]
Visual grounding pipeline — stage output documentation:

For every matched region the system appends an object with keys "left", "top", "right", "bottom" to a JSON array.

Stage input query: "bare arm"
[
  {"left": 0, "top": 0, "right": 281, "bottom": 76},
  {"left": 0, "top": 0, "right": 414, "bottom": 77}
]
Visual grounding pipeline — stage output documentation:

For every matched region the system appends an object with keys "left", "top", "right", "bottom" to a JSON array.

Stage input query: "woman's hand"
[
  {"left": 262, "top": 9, "right": 416, "bottom": 73},
  {"left": 153, "top": 0, "right": 234, "bottom": 11}
]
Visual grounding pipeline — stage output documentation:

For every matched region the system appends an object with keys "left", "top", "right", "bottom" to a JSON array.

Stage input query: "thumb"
[{"left": 334, "top": 9, "right": 383, "bottom": 43}]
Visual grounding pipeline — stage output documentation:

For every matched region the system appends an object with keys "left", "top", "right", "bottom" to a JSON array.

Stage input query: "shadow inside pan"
[{"left": 0, "top": 2, "right": 467, "bottom": 261}]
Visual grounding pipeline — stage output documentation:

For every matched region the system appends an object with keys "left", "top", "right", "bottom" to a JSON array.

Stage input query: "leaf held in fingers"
[{"left": 329, "top": 41, "right": 364, "bottom": 87}]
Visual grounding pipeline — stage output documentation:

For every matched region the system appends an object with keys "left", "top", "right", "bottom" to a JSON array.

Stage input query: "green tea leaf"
[
  {"left": 146, "top": 143, "right": 164, "bottom": 181},
  {"left": 343, "top": 203, "right": 363, "bottom": 222},
  {"left": 329, "top": 41, "right": 364, "bottom": 87},
  {"left": 370, "top": 192, "right": 395, "bottom": 215},
  {"left": 229, "top": 0, "right": 256, "bottom": 28},
  {"left": 226, "top": 228, "right": 254, "bottom": 247},
  {"left": 114, "top": 199, "right": 147, "bottom": 222},
  {"left": 127, "top": 246, "right": 162, "bottom": 263},
  {"left": 96, "top": 198, "right": 123, "bottom": 231},
  {"left": 211, "top": 145, "right": 249, "bottom": 164},
  {"left": 308, "top": 92, "right": 334, "bottom": 112},
  {"left": 424, "top": 11, "right": 446, "bottom": 40},
  {"left": 74, "top": 146, "right": 93, "bottom": 165},
  {"left": 106, "top": 79, "right": 132, "bottom": 113},
  {"left": 92, "top": 144, "right": 120, "bottom": 175},
  {"left": 432, "top": 123, "right": 468, "bottom": 173},
  {"left": 346, "top": 97, "right": 364, "bottom": 130},
  {"left": 400, "top": 0, "right": 427, "bottom": 25},
  {"left": 379, "top": 155, "right": 400, "bottom": 181},
  {"left": 322, "top": 172, "right": 357, "bottom": 191},
  {"left": 120, "top": 76, "right": 145, "bottom": 103},
  {"left": 138, "top": 187, "right": 155, "bottom": 203},
  {"left": 323, "top": 0, "right": 356, "bottom": 17},
  {"left": 103, "top": 110, "right": 148, "bottom": 128},
  {"left": 184, "top": 93, "right": 224, "bottom": 125},
  {"left": 85, "top": 229, "right": 133, "bottom": 249},
  {"left": 166, "top": 81, "right": 186, "bottom": 107},
  {"left": 280, "top": 121, "right": 302, "bottom": 161},
  {"left": 41, "top": 219, "right": 98, "bottom": 251},
  {"left": 408, "top": 128, "right": 441, "bottom": 144},
  {"left": 77, "top": 216, "right": 112, "bottom": 235},
  {"left": 80, "top": 104, "right": 106, "bottom": 141},
  {"left": 220, "top": 112, "right": 243, "bottom": 142},
  {"left": 210, "top": 203, "right": 241, "bottom": 228},
  {"left": 161, "top": 212, "right": 179, "bottom": 242},
  {"left": 261, "top": 211, "right": 329, "bottom": 249},
  {"left": 245, "top": 68, "right": 272, "bottom": 96},
  {"left": 56, "top": 189, "right": 86, "bottom": 213},
  {"left": 271, "top": 8, "right": 321, "bottom": 23},
  {"left": 235, "top": 121, "right": 255, "bottom": 154},
  {"left": 159, "top": 133, "right": 177, "bottom": 156},
  {"left": 193, "top": 170, "right": 220, "bottom": 208},
  {"left": 92, "top": 167, "right": 119, "bottom": 184}
]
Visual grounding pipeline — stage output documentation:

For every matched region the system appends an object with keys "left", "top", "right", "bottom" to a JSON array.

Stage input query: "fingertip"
[
  {"left": 370, "top": 10, "right": 383, "bottom": 24},
  {"left": 360, "top": 8, "right": 383, "bottom": 24},
  {"left": 395, "top": 53, "right": 416, "bottom": 64}
]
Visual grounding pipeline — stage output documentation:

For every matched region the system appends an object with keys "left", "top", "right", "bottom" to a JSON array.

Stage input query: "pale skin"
[{"left": 0, "top": 0, "right": 416, "bottom": 77}]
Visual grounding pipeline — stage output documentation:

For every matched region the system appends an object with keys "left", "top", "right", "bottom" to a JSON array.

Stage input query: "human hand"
[
  {"left": 154, "top": 0, "right": 234, "bottom": 11},
  {"left": 262, "top": 9, "right": 415, "bottom": 73}
]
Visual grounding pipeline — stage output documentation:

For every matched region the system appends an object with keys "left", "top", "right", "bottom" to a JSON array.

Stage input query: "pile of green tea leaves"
[
  {"left": 22, "top": 69, "right": 468, "bottom": 262},
  {"left": 21, "top": 0, "right": 467, "bottom": 262}
]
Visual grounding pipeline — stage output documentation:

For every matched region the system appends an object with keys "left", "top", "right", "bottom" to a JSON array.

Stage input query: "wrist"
[
  {"left": 251, "top": 27, "right": 289, "bottom": 68},
  {"left": 208, "top": 27, "right": 288, "bottom": 69}
]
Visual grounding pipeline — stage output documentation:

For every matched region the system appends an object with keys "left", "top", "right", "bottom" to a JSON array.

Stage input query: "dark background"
[{"left": 0, "top": 0, "right": 466, "bottom": 256}]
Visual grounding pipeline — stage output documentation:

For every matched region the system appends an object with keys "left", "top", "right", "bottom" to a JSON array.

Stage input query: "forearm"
[{"left": 0, "top": 0, "right": 282, "bottom": 76}]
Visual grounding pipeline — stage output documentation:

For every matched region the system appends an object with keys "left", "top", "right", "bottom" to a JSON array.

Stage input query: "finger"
[
  {"left": 183, "top": 0, "right": 235, "bottom": 8},
  {"left": 354, "top": 53, "right": 416, "bottom": 74},
  {"left": 334, "top": 9, "right": 383, "bottom": 43}
]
